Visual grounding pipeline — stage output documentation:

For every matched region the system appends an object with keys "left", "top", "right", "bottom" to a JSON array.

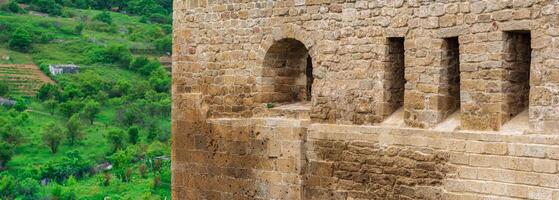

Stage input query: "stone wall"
[{"left": 172, "top": 0, "right": 559, "bottom": 199}]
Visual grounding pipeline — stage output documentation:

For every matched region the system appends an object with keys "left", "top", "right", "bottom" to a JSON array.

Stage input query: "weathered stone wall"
[{"left": 172, "top": 0, "right": 559, "bottom": 199}]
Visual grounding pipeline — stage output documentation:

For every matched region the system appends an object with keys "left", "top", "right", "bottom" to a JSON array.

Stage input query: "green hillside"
[{"left": 0, "top": 1, "right": 172, "bottom": 199}]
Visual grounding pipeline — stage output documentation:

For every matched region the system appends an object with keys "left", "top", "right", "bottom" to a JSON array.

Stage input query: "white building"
[{"left": 48, "top": 64, "right": 80, "bottom": 76}]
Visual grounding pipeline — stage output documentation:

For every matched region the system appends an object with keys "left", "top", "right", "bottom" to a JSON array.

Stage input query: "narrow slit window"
[
  {"left": 444, "top": 37, "right": 461, "bottom": 113},
  {"left": 503, "top": 31, "right": 531, "bottom": 120},
  {"left": 386, "top": 37, "right": 406, "bottom": 114}
]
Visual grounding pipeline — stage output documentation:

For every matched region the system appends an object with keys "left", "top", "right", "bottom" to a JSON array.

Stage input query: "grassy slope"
[
  {"left": 1, "top": 9, "right": 171, "bottom": 200},
  {"left": 5, "top": 67, "right": 171, "bottom": 199}
]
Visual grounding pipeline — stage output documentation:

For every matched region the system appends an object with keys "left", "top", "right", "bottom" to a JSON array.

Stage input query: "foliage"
[
  {"left": 0, "top": 142, "right": 15, "bottom": 170},
  {"left": 0, "top": 124, "right": 25, "bottom": 146},
  {"left": 16, "top": 178, "right": 40, "bottom": 200},
  {"left": 148, "top": 13, "right": 171, "bottom": 24},
  {"left": 126, "top": 0, "right": 166, "bottom": 16},
  {"left": 29, "top": 0, "right": 63, "bottom": 16},
  {"left": 154, "top": 35, "right": 171, "bottom": 53},
  {"left": 85, "top": 44, "right": 132, "bottom": 68},
  {"left": 128, "top": 25, "right": 164, "bottom": 42},
  {"left": 12, "top": 97, "right": 28, "bottom": 112},
  {"left": 129, "top": 56, "right": 149, "bottom": 71},
  {"left": 74, "top": 22, "right": 84, "bottom": 35},
  {"left": 146, "top": 141, "right": 166, "bottom": 159},
  {"left": 65, "top": 114, "right": 83, "bottom": 146},
  {"left": 44, "top": 99, "right": 58, "bottom": 114},
  {"left": 148, "top": 68, "right": 171, "bottom": 93},
  {"left": 40, "top": 150, "right": 92, "bottom": 183},
  {"left": 0, "top": 174, "right": 16, "bottom": 199},
  {"left": 128, "top": 126, "right": 139, "bottom": 144},
  {"left": 9, "top": 27, "right": 32, "bottom": 52},
  {"left": 0, "top": 82, "right": 9, "bottom": 97},
  {"left": 82, "top": 100, "right": 100, "bottom": 125},
  {"left": 93, "top": 11, "right": 112, "bottom": 24},
  {"left": 42, "top": 122, "right": 64, "bottom": 154},
  {"left": 2, "top": 1, "right": 26, "bottom": 14},
  {"left": 0, "top": 5, "right": 172, "bottom": 199},
  {"left": 37, "top": 84, "right": 61, "bottom": 101},
  {"left": 59, "top": 99, "right": 84, "bottom": 118},
  {"left": 105, "top": 128, "right": 126, "bottom": 152}
]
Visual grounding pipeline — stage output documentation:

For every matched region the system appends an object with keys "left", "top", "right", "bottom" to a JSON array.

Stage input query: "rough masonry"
[{"left": 172, "top": 0, "right": 559, "bottom": 199}]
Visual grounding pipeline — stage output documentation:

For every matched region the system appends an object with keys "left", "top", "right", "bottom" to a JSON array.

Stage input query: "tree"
[
  {"left": 0, "top": 125, "right": 24, "bottom": 146},
  {"left": 30, "top": 0, "right": 62, "bottom": 16},
  {"left": 129, "top": 56, "right": 149, "bottom": 71},
  {"left": 0, "top": 174, "right": 16, "bottom": 198},
  {"left": 0, "top": 141, "right": 15, "bottom": 170},
  {"left": 149, "top": 68, "right": 171, "bottom": 93},
  {"left": 85, "top": 44, "right": 132, "bottom": 68},
  {"left": 74, "top": 23, "right": 84, "bottom": 35},
  {"left": 65, "top": 115, "right": 83, "bottom": 146},
  {"left": 0, "top": 82, "right": 9, "bottom": 96},
  {"left": 3, "top": 1, "right": 25, "bottom": 14},
  {"left": 154, "top": 36, "right": 172, "bottom": 53},
  {"left": 12, "top": 99, "right": 27, "bottom": 112},
  {"left": 37, "top": 84, "right": 60, "bottom": 101},
  {"left": 93, "top": 11, "right": 112, "bottom": 24},
  {"left": 82, "top": 101, "right": 100, "bottom": 125},
  {"left": 59, "top": 100, "right": 84, "bottom": 118},
  {"left": 42, "top": 123, "right": 64, "bottom": 154},
  {"left": 44, "top": 99, "right": 58, "bottom": 115},
  {"left": 16, "top": 178, "right": 40, "bottom": 200},
  {"left": 8, "top": 27, "right": 32, "bottom": 52},
  {"left": 128, "top": 126, "right": 139, "bottom": 144},
  {"left": 105, "top": 129, "right": 126, "bottom": 152},
  {"left": 126, "top": 0, "right": 165, "bottom": 16}
]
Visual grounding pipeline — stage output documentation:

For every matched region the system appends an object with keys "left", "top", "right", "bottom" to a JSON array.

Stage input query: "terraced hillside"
[{"left": 0, "top": 64, "right": 53, "bottom": 96}]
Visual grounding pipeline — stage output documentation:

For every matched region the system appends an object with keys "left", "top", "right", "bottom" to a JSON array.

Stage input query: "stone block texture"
[{"left": 172, "top": 0, "right": 559, "bottom": 199}]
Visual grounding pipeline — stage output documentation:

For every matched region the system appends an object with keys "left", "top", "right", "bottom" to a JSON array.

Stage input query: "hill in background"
[{"left": 0, "top": 1, "right": 173, "bottom": 199}]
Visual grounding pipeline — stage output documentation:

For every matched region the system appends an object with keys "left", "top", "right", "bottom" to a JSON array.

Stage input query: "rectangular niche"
[
  {"left": 503, "top": 31, "right": 531, "bottom": 122},
  {"left": 384, "top": 37, "right": 406, "bottom": 116}
]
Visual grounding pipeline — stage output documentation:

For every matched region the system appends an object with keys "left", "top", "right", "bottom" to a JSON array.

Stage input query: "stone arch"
[{"left": 258, "top": 38, "right": 314, "bottom": 103}]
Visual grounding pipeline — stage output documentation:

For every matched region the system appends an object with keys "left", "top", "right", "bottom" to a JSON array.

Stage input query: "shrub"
[
  {"left": 138, "top": 60, "right": 160, "bottom": 76},
  {"left": 148, "top": 13, "right": 171, "bottom": 24},
  {"left": 154, "top": 36, "right": 172, "bottom": 54},
  {"left": 3, "top": 1, "right": 26, "bottom": 14},
  {"left": 42, "top": 123, "right": 64, "bottom": 154},
  {"left": 8, "top": 27, "right": 32, "bottom": 52},
  {"left": 0, "top": 141, "right": 15, "bottom": 170},
  {"left": 105, "top": 129, "right": 126, "bottom": 152},
  {"left": 93, "top": 11, "right": 112, "bottom": 24},
  {"left": 128, "top": 25, "right": 163, "bottom": 42},
  {"left": 128, "top": 126, "right": 139, "bottom": 144},
  {"left": 30, "top": 0, "right": 63, "bottom": 16},
  {"left": 16, "top": 178, "right": 40, "bottom": 199},
  {"left": 40, "top": 150, "right": 92, "bottom": 183},
  {"left": 149, "top": 68, "right": 171, "bottom": 93},
  {"left": 65, "top": 114, "right": 83, "bottom": 146},
  {"left": 12, "top": 98, "right": 28, "bottom": 112},
  {"left": 0, "top": 125, "right": 25, "bottom": 146},
  {"left": 0, "top": 174, "right": 16, "bottom": 198},
  {"left": 85, "top": 44, "right": 132, "bottom": 68},
  {"left": 59, "top": 100, "right": 84, "bottom": 118},
  {"left": 0, "top": 82, "right": 9, "bottom": 96},
  {"left": 129, "top": 56, "right": 149, "bottom": 71},
  {"left": 126, "top": 0, "right": 166, "bottom": 16},
  {"left": 82, "top": 100, "right": 100, "bottom": 125},
  {"left": 44, "top": 99, "right": 58, "bottom": 114},
  {"left": 74, "top": 23, "right": 84, "bottom": 35},
  {"left": 37, "top": 84, "right": 61, "bottom": 101}
]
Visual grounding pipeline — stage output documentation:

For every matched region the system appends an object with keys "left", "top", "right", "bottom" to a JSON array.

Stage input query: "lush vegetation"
[{"left": 0, "top": 1, "right": 172, "bottom": 199}]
